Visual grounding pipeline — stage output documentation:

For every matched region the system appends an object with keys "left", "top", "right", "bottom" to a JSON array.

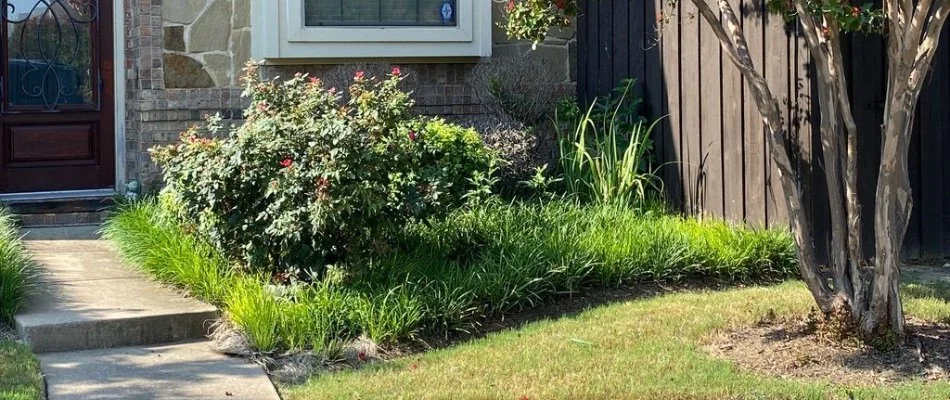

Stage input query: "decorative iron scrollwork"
[{"left": 1, "top": 0, "right": 98, "bottom": 111}]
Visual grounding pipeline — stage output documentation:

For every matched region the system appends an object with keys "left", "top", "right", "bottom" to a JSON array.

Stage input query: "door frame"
[{"left": 0, "top": 0, "right": 125, "bottom": 201}]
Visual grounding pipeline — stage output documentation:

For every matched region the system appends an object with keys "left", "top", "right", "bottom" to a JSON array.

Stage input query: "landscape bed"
[
  {"left": 0, "top": 207, "right": 42, "bottom": 400},
  {"left": 105, "top": 198, "right": 797, "bottom": 355}
]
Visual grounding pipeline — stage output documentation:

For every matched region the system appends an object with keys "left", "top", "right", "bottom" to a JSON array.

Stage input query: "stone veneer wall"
[
  {"left": 125, "top": 0, "right": 249, "bottom": 188},
  {"left": 124, "top": 0, "right": 575, "bottom": 189}
]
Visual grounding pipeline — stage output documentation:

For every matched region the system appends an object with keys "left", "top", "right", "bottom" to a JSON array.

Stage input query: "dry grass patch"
[{"left": 705, "top": 317, "right": 950, "bottom": 386}]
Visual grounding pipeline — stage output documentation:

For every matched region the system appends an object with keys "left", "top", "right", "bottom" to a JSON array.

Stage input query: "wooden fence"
[{"left": 576, "top": 0, "right": 950, "bottom": 260}]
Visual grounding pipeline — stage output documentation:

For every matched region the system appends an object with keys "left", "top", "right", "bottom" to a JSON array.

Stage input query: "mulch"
[
  {"left": 704, "top": 316, "right": 950, "bottom": 386},
  {"left": 0, "top": 324, "right": 16, "bottom": 341}
]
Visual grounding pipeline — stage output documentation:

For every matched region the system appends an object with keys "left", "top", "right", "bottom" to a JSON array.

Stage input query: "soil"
[
  {"left": 704, "top": 316, "right": 950, "bottom": 386},
  {"left": 0, "top": 324, "right": 16, "bottom": 341}
]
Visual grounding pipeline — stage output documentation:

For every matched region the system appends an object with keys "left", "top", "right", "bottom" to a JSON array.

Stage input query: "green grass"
[
  {"left": 286, "top": 282, "right": 950, "bottom": 400},
  {"left": 0, "top": 209, "right": 34, "bottom": 324},
  {"left": 0, "top": 340, "right": 43, "bottom": 400},
  {"left": 104, "top": 199, "right": 796, "bottom": 354}
]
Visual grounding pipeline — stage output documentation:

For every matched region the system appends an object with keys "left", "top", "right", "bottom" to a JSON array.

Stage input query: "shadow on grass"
[{"left": 404, "top": 279, "right": 779, "bottom": 353}]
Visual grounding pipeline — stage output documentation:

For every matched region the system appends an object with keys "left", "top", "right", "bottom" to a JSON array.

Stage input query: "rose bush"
[{"left": 151, "top": 63, "right": 497, "bottom": 278}]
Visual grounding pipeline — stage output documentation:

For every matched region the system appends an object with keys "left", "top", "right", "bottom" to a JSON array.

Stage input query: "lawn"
[
  {"left": 286, "top": 281, "right": 950, "bottom": 400},
  {"left": 0, "top": 339, "right": 43, "bottom": 400}
]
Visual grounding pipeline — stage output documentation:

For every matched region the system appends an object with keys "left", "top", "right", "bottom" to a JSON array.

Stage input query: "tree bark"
[{"left": 866, "top": 103, "right": 912, "bottom": 337}]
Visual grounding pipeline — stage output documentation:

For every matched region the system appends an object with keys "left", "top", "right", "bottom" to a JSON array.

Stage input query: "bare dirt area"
[{"left": 705, "top": 316, "right": 950, "bottom": 386}]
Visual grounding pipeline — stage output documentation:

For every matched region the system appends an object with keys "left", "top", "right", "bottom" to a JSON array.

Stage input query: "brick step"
[{"left": 5, "top": 196, "right": 115, "bottom": 227}]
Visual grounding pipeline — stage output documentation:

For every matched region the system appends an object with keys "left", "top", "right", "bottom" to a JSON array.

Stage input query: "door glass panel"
[{"left": 3, "top": 0, "right": 97, "bottom": 110}]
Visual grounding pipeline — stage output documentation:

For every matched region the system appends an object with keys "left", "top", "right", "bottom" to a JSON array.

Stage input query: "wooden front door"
[{"left": 0, "top": 0, "right": 114, "bottom": 193}]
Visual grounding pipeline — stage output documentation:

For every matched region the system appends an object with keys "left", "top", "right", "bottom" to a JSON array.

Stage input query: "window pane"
[
  {"left": 5, "top": 0, "right": 97, "bottom": 109},
  {"left": 304, "top": 0, "right": 458, "bottom": 27}
]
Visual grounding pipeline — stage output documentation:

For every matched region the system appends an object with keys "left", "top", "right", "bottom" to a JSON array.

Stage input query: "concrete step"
[
  {"left": 14, "top": 240, "right": 220, "bottom": 354},
  {"left": 40, "top": 341, "right": 280, "bottom": 399},
  {"left": 16, "top": 211, "right": 109, "bottom": 228}
]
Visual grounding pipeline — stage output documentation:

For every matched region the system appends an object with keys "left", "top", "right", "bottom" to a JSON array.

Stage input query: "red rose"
[
  {"left": 851, "top": 6, "right": 861, "bottom": 16},
  {"left": 391, "top": 66, "right": 401, "bottom": 76},
  {"left": 506, "top": 0, "right": 516, "bottom": 12},
  {"left": 280, "top": 158, "right": 293, "bottom": 168},
  {"left": 309, "top": 76, "right": 320, "bottom": 85},
  {"left": 408, "top": 130, "right": 419, "bottom": 141},
  {"left": 555, "top": 0, "right": 566, "bottom": 10},
  {"left": 354, "top": 70, "right": 365, "bottom": 80}
]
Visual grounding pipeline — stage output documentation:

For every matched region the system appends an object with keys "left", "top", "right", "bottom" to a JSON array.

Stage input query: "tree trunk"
[
  {"left": 682, "top": 0, "right": 950, "bottom": 341},
  {"left": 864, "top": 102, "right": 913, "bottom": 337}
]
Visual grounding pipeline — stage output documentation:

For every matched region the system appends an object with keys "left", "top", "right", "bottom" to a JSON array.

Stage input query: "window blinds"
[{"left": 303, "top": 0, "right": 458, "bottom": 26}]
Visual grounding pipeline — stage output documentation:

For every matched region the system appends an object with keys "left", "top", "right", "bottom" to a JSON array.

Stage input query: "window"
[
  {"left": 304, "top": 0, "right": 457, "bottom": 27},
  {"left": 251, "top": 0, "right": 491, "bottom": 60}
]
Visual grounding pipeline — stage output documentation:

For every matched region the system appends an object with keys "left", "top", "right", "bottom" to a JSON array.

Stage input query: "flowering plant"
[
  {"left": 500, "top": 0, "right": 578, "bottom": 45},
  {"left": 151, "top": 62, "right": 496, "bottom": 278}
]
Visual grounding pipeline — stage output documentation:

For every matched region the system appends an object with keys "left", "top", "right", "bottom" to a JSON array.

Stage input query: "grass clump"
[
  {"left": 105, "top": 199, "right": 796, "bottom": 355},
  {"left": 103, "top": 200, "right": 232, "bottom": 305},
  {"left": 0, "top": 209, "right": 34, "bottom": 324},
  {"left": 0, "top": 340, "right": 43, "bottom": 400}
]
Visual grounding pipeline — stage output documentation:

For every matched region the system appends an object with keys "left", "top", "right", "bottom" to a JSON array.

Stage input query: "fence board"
[
  {"left": 742, "top": 0, "right": 767, "bottom": 226},
  {"left": 721, "top": 0, "right": 744, "bottom": 221},
  {"left": 680, "top": 2, "right": 702, "bottom": 214},
  {"left": 919, "top": 27, "right": 949, "bottom": 258},
  {"left": 765, "top": 15, "right": 790, "bottom": 225},
  {"left": 699, "top": 10, "right": 724, "bottom": 217},
  {"left": 660, "top": 0, "right": 683, "bottom": 206}
]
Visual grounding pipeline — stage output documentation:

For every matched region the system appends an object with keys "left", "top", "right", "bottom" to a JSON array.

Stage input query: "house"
[{"left": 0, "top": 0, "right": 574, "bottom": 199}]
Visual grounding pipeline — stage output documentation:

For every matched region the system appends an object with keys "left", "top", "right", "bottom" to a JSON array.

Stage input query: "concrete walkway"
[{"left": 14, "top": 238, "right": 280, "bottom": 399}]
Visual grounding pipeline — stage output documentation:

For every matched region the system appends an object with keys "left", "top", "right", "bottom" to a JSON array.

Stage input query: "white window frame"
[{"left": 251, "top": 0, "right": 493, "bottom": 61}]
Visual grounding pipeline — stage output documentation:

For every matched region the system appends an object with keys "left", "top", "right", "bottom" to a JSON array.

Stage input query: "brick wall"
[{"left": 124, "top": 0, "right": 576, "bottom": 189}]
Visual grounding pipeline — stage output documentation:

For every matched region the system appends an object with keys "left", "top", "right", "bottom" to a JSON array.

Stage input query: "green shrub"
[
  {"left": 556, "top": 80, "right": 660, "bottom": 206},
  {"left": 151, "top": 63, "right": 496, "bottom": 277},
  {"left": 0, "top": 209, "right": 34, "bottom": 324}
]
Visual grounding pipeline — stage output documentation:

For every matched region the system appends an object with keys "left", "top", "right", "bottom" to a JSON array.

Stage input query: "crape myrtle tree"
[{"left": 501, "top": 0, "right": 950, "bottom": 342}]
